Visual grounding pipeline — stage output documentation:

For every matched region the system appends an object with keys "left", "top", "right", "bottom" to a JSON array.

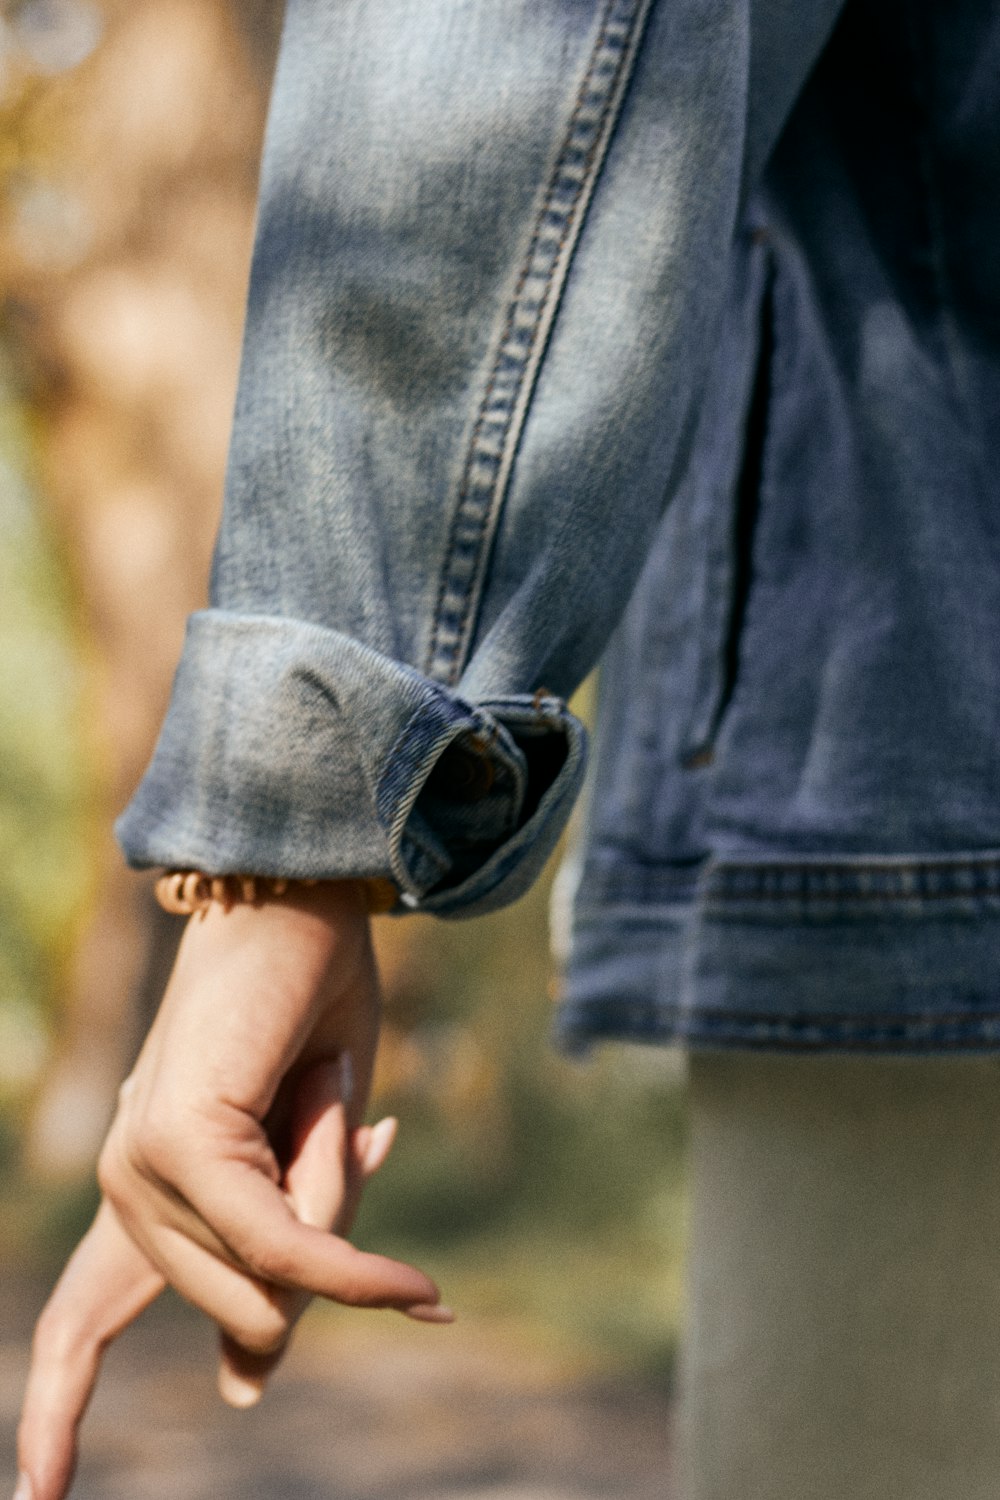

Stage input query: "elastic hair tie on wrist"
[{"left": 153, "top": 870, "right": 398, "bottom": 917}]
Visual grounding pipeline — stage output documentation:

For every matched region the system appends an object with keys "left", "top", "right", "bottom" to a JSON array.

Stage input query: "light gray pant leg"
[{"left": 679, "top": 1051, "right": 1000, "bottom": 1500}]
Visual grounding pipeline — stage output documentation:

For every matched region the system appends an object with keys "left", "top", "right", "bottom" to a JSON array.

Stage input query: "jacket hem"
[
  {"left": 560, "top": 852, "right": 1000, "bottom": 1055},
  {"left": 556, "top": 996, "right": 1000, "bottom": 1055}
]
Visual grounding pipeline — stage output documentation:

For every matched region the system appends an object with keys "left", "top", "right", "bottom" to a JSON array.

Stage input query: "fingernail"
[
  {"left": 363, "top": 1116, "right": 397, "bottom": 1171},
  {"left": 218, "top": 1365, "right": 264, "bottom": 1410},
  {"left": 338, "top": 1051, "right": 354, "bottom": 1107},
  {"left": 405, "top": 1303, "right": 455, "bottom": 1324},
  {"left": 14, "top": 1473, "right": 33, "bottom": 1500}
]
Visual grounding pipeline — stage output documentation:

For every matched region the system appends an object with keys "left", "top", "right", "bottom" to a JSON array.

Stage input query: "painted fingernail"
[
  {"left": 338, "top": 1051, "right": 354, "bottom": 1107},
  {"left": 14, "top": 1472, "right": 34, "bottom": 1500},
  {"left": 218, "top": 1365, "right": 264, "bottom": 1410},
  {"left": 405, "top": 1303, "right": 455, "bottom": 1324}
]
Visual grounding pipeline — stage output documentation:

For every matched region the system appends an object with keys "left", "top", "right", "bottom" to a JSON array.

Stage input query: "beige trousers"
[{"left": 678, "top": 1052, "right": 1000, "bottom": 1500}]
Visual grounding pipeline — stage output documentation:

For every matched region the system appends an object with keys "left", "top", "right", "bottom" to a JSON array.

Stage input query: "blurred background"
[{"left": 0, "top": 2, "right": 687, "bottom": 1492}]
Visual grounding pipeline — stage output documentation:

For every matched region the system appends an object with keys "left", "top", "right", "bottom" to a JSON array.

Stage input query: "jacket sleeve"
[{"left": 116, "top": 0, "right": 842, "bottom": 917}]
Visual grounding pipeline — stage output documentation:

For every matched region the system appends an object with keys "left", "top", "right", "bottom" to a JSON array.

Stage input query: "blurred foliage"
[
  {"left": 0, "top": 0, "right": 104, "bottom": 1108},
  {"left": 0, "top": 1, "right": 102, "bottom": 276},
  {"left": 0, "top": 360, "right": 96, "bottom": 1101}
]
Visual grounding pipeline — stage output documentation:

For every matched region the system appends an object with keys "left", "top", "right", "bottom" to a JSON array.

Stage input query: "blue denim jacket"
[{"left": 117, "top": 0, "right": 1000, "bottom": 1052}]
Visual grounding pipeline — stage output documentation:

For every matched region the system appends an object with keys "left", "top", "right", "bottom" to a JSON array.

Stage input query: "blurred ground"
[{"left": 0, "top": 1275, "right": 677, "bottom": 1500}]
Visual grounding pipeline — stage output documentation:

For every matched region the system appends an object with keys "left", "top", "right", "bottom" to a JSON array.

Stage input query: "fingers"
[
  {"left": 104, "top": 1059, "right": 448, "bottom": 1404},
  {"left": 217, "top": 1065, "right": 402, "bottom": 1407},
  {"left": 181, "top": 1141, "right": 441, "bottom": 1311},
  {"left": 219, "top": 1058, "right": 354, "bottom": 1407},
  {"left": 102, "top": 1105, "right": 437, "bottom": 1315},
  {"left": 146, "top": 1221, "right": 295, "bottom": 1353},
  {"left": 18, "top": 1202, "right": 165, "bottom": 1500}
]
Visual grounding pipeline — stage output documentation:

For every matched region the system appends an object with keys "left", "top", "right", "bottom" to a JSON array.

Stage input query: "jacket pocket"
[{"left": 680, "top": 233, "right": 776, "bottom": 769}]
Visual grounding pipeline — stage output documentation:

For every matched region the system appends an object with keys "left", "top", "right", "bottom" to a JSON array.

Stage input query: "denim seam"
[
  {"left": 558, "top": 1002, "right": 1000, "bottom": 1053},
  {"left": 709, "top": 852, "right": 1000, "bottom": 870},
  {"left": 681, "top": 1013, "right": 1000, "bottom": 1049},
  {"left": 416, "top": 705, "right": 588, "bottom": 914},
  {"left": 708, "top": 891, "right": 1000, "bottom": 904},
  {"left": 706, "top": 859, "right": 1000, "bottom": 901},
  {"left": 572, "top": 854, "right": 1000, "bottom": 920},
  {"left": 693, "top": 1004, "right": 1000, "bottom": 1027},
  {"left": 377, "top": 701, "right": 530, "bottom": 900},
  {"left": 377, "top": 709, "right": 472, "bottom": 893},
  {"left": 425, "top": 0, "right": 655, "bottom": 688}
]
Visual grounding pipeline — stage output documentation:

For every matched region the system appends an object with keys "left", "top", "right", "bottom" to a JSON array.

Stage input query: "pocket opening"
[
  {"left": 717, "top": 268, "right": 774, "bottom": 725},
  {"left": 681, "top": 251, "right": 775, "bottom": 769}
]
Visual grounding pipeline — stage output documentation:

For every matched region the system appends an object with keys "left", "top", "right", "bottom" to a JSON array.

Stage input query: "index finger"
[{"left": 18, "top": 1202, "right": 165, "bottom": 1500}]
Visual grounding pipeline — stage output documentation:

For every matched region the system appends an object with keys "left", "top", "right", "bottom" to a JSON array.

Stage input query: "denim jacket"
[{"left": 118, "top": 0, "right": 1000, "bottom": 1052}]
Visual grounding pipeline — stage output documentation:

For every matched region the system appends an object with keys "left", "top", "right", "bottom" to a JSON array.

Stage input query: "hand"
[
  {"left": 17, "top": 1055, "right": 407, "bottom": 1500},
  {"left": 97, "top": 882, "right": 444, "bottom": 1327},
  {"left": 15, "top": 883, "right": 451, "bottom": 1500}
]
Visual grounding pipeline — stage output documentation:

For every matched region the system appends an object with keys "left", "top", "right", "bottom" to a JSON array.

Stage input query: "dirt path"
[{"left": 0, "top": 1277, "right": 677, "bottom": 1500}]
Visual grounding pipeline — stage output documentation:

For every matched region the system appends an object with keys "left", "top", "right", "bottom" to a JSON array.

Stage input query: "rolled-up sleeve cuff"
[{"left": 115, "top": 610, "right": 587, "bottom": 917}]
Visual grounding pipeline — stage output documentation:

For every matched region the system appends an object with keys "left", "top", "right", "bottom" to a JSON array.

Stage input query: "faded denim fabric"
[
  {"left": 118, "top": 0, "right": 1000, "bottom": 1048},
  {"left": 557, "top": 0, "right": 1000, "bottom": 1051}
]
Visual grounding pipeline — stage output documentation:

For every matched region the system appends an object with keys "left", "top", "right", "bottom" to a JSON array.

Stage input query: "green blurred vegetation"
[
  {"left": 0, "top": 0, "right": 106, "bottom": 1116},
  {"left": 0, "top": 362, "right": 97, "bottom": 1107}
]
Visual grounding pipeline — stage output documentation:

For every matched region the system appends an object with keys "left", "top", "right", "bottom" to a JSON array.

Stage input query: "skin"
[{"left": 15, "top": 882, "right": 452, "bottom": 1500}]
